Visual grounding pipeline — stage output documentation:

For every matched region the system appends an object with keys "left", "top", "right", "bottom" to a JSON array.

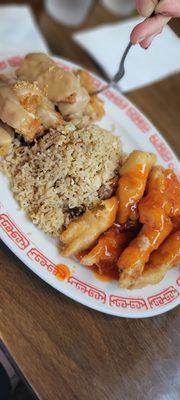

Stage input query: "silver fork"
[
  {"left": 91, "top": 9, "right": 157, "bottom": 96},
  {"left": 91, "top": 41, "right": 133, "bottom": 95}
]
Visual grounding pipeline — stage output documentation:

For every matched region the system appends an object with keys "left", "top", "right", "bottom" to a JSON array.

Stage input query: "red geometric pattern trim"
[
  {"left": 68, "top": 276, "right": 106, "bottom": 303},
  {"left": 8, "top": 56, "right": 23, "bottom": 67},
  {"left": 0, "top": 60, "right": 7, "bottom": 70},
  {"left": 126, "top": 106, "right": 151, "bottom": 133},
  {"left": 150, "top": 134, "right": 173, "bottom": 162},
  {"left": 105, "top": 90, "right": 129, "bottom": 111},
  {"left": 148, "top": 286, "right": 179, "bottom": 308},
  {"left": 27, "top": 247, "right": 57, "bottom": 275},
  {"left": 0, "top": 213, "right": 30, "bottom": 250},
  {"left": 109, "top": 295, "right": 148, "bottom": 310}
]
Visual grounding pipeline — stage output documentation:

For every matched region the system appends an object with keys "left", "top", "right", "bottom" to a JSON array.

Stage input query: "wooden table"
[{"left": 0, "top": 2, "right": 180, "bottom": 399}]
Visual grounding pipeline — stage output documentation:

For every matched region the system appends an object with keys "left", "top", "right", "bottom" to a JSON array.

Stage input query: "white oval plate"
[{"left": 0, "top": 54, "right": 179, "bottom": 318}]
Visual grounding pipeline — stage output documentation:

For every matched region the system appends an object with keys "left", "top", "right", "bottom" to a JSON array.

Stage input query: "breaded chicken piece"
[
  {"left": 16, "top": 53, "right": 80, "bottom": 103},
  {"left": 118, "top": 164, "right": 179, "bottom": 288},
  {"left": 117, "top": 151, "right": 156, "bottom": 224},
  {"left": 0, "top": 77, "right": 42, "bottom": 141},
  {"left": 76, "top": 69, "right": 105, "bottom": 120},
  {"left": 58, "top": 87, "right": 90, "bottom": 119},
  {"left": 13, "top": 81, "right": 63, "bottom": 129},
  {"left": 60, "top": 197, "right": 118, "bottom": 257},
  {"left": 131, "top": 230, "right": 180, "bottom": 289}
]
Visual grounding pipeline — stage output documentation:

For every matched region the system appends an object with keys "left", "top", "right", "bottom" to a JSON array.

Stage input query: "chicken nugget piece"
[
  {"left": 61, "top": 92, "right": 76, "bottom": 104},
  {"left": 81, "top": 229, "right": 127, "bottom": 267},
  {"left": 118, "top": 218, "right": 173, "bottom": 288},
  {"left": 164, "top": 169, "right": 180, "bottom": 218},
  {"left": 16, "top": 53, "right": 80, "bottom": 102},
  {"left": 118, "top": 164, "right": 178, "bottom": 288},
  {"left": 58, "top": 87, "right": 90, "bottom": 119},
  {"left": 13, "top": 81, "right": 63, "bottom": 129},
  {"left": 75, "top": 70, "right": 105, "bottom": 120},
  {"left": 0, "top": 79, "right": 42, "bottom": 141},
  {"left": 76, "top": 69, "right": 95, "bottom": 94},
  {"left": 88, "top": 96, "right": 105, "bottom": 121},
  {"left": 131, "top": 230, "right": 180, "bottom": 289},
  {"left": 146, "top": 165, "right": 165, "bottom": 193},
  {"left": 139, "top": 167, "right": 180, "bottom": 229},
  {"left": 117, "top": 151, "right": 156, "bottom": 224},
  {"left": 60, "top": 197, "right": 118, "bottom": 257}
]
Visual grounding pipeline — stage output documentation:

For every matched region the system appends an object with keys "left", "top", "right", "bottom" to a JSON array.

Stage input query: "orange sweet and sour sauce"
[
  {"left": 75, "top": 168, "right": 180, "bottom": 282},
  {"left": 76, "top": 221, "right": 141, "bottom": 282}
]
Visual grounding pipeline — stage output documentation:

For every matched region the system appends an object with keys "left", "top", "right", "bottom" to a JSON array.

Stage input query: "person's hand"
[{"left": 131, "top": 0, "right": 180, "bottom": 48}]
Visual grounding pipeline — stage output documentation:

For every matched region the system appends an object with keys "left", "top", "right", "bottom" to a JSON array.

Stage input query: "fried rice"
[{"left": 1, "top": 121, "right": 122, "bottom": 237}]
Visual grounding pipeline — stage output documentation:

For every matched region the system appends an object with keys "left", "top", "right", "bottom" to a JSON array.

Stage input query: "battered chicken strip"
[
  {"left": 0, "top": 121, "right": 14, "bottom": 156},
  {"left": 60, "top": 197, "right": 118, "bottom": 257},
  {"left": 146, "top": 165, "right": 165, "bottom": 193},
  {"left": 118, "top": 219, "right": 173, "bottom": 288},
  {"left": 164, "top": 169, "right": 180, "bottom": 218},
  {"left": 118, "top": 165, "right": 178, "bottom": 288},
  {"left": 75, "top": 70, "right": 105, "bottom": 120},
  {"left": 13, "top": 81, "right": 63, "bottom": 129},
  {"left": 81, "top": 229, "right": 127, "bottom": 267},
  {"left": 58, "top": 87, "right": 90, "bottom": 119},
  {"left": 76, "top": 69, "right": 95, "bottom": 94},
  {"left": 139, "top": 168, "right": 180, "bottom": 229},
  {"left": 0, "top": 78, "right": 42, "bottom": 141},
  {"left": 87, "top": 96, "right": 105, "bottom": 121},
  {"left": 16, "top": 53, "right": 80, "bottom": 102},
  {"left": 117, "top": 151, "right": 156, "bottom": 224},
  {"left": 131, "top": 230, "right": 180, "bottom": 289}
]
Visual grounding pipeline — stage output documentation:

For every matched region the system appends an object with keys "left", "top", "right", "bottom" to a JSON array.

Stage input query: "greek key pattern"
[
  {"left": 105, "top": 89, "right": 129, "bottom": 111},
  {"left": 148, "top": 286, "right": 179, "bottom": 308},
  {"left": 68, "top": 276, "right": 106, "bottom": 304},
  {"left": 109, "top": 295, "right": 148, "bottom": 310},
  {"left": 150, "top": 134, "right": 173, "bottom": 162},
  {"left": 27, "top": 248, "right": 57, "bottom": 275},
  {"left": 8, "top": 56, "right": 23, "bottom": 67},
  {"left": 126, "top": 106, "right": 151, "bottom": 133},
  {"left": 0, "top": 213, "right": 30, "bottom": 250},
  {"left": 0, "top": 56, "right": 23, "bottom": 70}
]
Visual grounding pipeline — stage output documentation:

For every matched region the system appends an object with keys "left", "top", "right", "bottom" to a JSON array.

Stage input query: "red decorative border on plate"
[
  {"left": 68, "top": 276, "right": 106, "bottom": 304},
  {"left": 109, "top": 295, "right": 148, "bottom": 310},
  {"left": 148, "top": 286, "right": 179, "bottom": 308},
  {"left": 105, "top": 89, "right": 129, "bottom": 111},
  {"left": 126, "top": 106, "right": 151, "bottom": 133},
  {"left": 0, "top": 213, "right": 30, "bottom": 250},
  {"left": 149, "top": 134, "right": 173, "bottom": 162},
  {"left": 0, "top": 56, "right": 23, "bottom": 70},
  {"left": 27, "top": 247, "right": 69, "bottom": 280},
  {"left": 27, "top": 247, "right": 57, "bottom": 274}
]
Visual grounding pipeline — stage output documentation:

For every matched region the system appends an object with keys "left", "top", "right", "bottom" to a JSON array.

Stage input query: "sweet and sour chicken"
[{"left": 60, "top": 150, "right": 180, "bottom": 289}]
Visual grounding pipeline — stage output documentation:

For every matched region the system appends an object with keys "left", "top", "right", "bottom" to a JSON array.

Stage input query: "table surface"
[{"left": 0, "top": 1, "right": 180, "bottom": 400}]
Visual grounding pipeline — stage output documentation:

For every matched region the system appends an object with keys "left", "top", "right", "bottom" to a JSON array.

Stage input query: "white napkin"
[
  {"left": 0, "top": 5, "right": 48, "bottom": 58},
  {"left": 74, "top": 17, "right": 180, "bottom": 92}
]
